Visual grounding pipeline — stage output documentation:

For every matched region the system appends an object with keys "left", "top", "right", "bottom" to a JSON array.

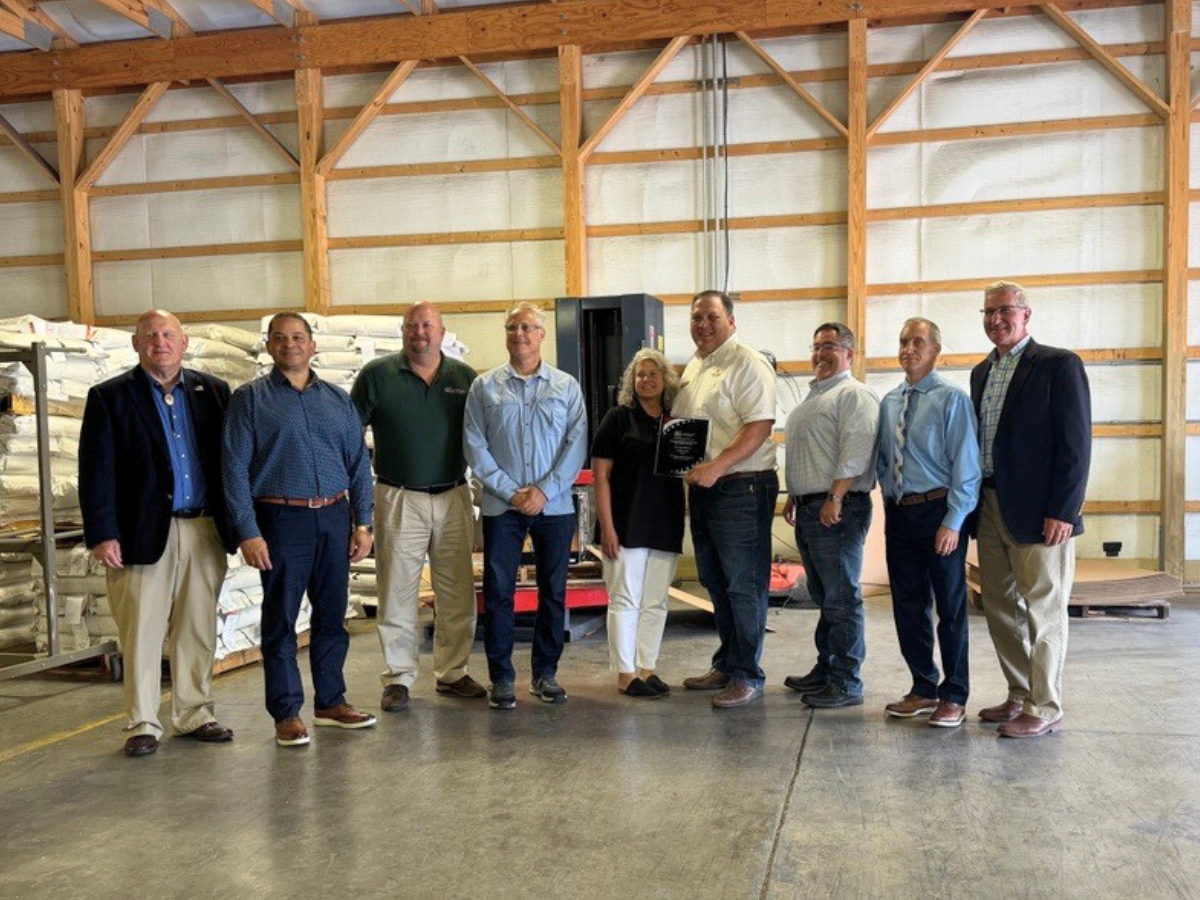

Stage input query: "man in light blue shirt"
[
  {"left": 464, "top": 302, "right": 587, "bottom": 710},
  {"left": 876, "top": 317, "right": 981, "bottom": 728}
]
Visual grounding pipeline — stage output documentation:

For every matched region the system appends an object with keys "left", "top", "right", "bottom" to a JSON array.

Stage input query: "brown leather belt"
[
  {"left": 256, "top": 491, "right": 347, "bottom": 509},
  {"left": 897, "top": 487, "right": 949, "bottom": 506}
]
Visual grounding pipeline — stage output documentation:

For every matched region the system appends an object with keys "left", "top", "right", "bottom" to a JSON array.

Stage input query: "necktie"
[{"left": 892, "top": 386, "right": 912, "bottom": 502}]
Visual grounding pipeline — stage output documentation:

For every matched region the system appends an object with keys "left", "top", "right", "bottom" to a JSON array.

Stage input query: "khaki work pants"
[
  {"left": 106, "top": 517, "right": 228, "bottom": 738},
  {"left": 976, "top": 488, "right": 1074, "bottom": 720},
  {"left": 374, "top": 482, "right": 477, "bottom": 687}
]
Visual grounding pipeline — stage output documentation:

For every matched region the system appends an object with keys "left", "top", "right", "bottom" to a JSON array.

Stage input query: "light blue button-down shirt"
[
  {"left": 875, "top": 371, "right": 981, "bottom": 532},
  {"left": 149, "top": 374, "right": 207, "bottom": 512},
  {"left": 463, "top": 361, "right": 588, "bottom": 517}
]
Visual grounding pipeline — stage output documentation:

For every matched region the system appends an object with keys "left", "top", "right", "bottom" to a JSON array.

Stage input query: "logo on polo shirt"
[{"left": 443, "top": 387, "right": 468, "bottom": 395}]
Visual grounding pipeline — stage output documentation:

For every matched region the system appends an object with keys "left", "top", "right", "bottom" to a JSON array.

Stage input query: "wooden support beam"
[
  {"left": 0, "top": 0, "right": 57, "bottom": 50},
  {"left": 846, "top": 19, "right": 867, "bottom": 381},
  {"left": 559, "top": 44, "right": 587, "bottom": 295},
  {"left": 735, "top": 31, "right": 848, "bottom": 139},
  {"left": 95, "top": 306, "right": 297, "bottom": 327},
  {"left": 90, "top": 0, "right": 174, "bottom": 39},
  {"left": 93, "top": 239, "right": 302, "bottom": 262},
  {"left": 0, "top": 0, "right": 77, "bottom": 47},
  {"left": 53, "top": 89, "right": 93, "bottom": 325},
  {"left": 1039, "top": 4, "right": 1170, "bottom": 118},
  {"left": 207, "top": 77, "right": 300, "bottom": 170},
  {"left": 865, "top": 9, "right": 987, "bottom": 142},
  {"left": 316, "top": 59, "right": 419, "bottom": 177},
  {"left": 0, "top": 110, "right": 58, "bottom": 186},
  {"left": 1160, "top": 0, "right": 1189, "bottom": 577},
  {"left": 0, "top": 189, "right": 59, "bottom": 204},
  {"left": 327, "top": 228, "right": 561, "bottom": 250},
  {"left": 89, "top": 172, "right": 300, "bottom": 197},
  {"left": 76, "top": 82, "right": 172, "bottom": 193},
  {"left": 459, "top": 56, "right": 561, "bottom": 155},
  {"left": 296, "top": 67, "right": 330, "bottom": 315},
  {"left": 578, "top": 35, "right": 689, "bottom": 160},
  {"left": 326, "top": 156, "right": 560, "bottom": 180}
]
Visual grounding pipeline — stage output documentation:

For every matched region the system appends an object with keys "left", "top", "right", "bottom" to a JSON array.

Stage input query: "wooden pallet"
[{"left": 212, "top": 629, "right": 311, "bottom": 675}]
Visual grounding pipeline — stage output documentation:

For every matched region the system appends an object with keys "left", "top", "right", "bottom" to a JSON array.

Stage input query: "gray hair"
[
  {"left": 984, "top": 280, "right": 1027, "bottom": 306},
  {"left": 616, "top": 348, "right": 680, "bottom": 411},
  {"left": 814, "top": 322, "right": 856, "bottom": 351},
  {"left": 902, "top": 316, "right": 942, "bottom": 348},
  {"left": 505, "top": 302, "right": 546, "bottom": 327}
]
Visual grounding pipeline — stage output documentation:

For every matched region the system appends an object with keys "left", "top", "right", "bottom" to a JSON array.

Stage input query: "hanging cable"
[{"left": 721, "top": 34, "right": 731, "bottom": 294}]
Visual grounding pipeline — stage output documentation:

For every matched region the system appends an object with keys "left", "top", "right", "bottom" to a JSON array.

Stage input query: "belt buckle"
[{"left": 307, "top": 497, "right": 321, "bottom": 509}]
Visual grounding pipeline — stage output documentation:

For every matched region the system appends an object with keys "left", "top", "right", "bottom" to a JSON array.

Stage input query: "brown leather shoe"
[
  {"left": 978, "top": 699, "right": 1024, "bottom": 723},
  {"left": 314, "top": 703, "right": 377, "bottom": 729},
  {"left": 928, "top": 701, "right": 966, "bottom": 728},
  {"left": 884, "top": 693, "right": 939, "bottom": 718},
  {"left": 683, "top": 668, "right": 730, "bottom": 691},
  {"left": 381, "top": 684, "right": 410, "bottom": 712},
  {"left": 275, "top": 717, "right": 310, "bottom": 747},
  {"left": 123, "top": 734, "right": 158, "bottom": 757},
  {"left": 184, "top": 721, "right": 234, "bottom": 742},
  {"left": 998, "top": 713, "right": 1062, "bottom": 739},
  {"left": 711, "top": 681, "right": 763, "bottom": 708},
  {"left": 436, "top": 674, "right": 488, "bottom": 699}
]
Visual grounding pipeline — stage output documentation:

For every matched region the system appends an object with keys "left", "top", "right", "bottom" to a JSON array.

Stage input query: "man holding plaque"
[{"left": 675, "top": 290, "right": 778, "bottom": 709}]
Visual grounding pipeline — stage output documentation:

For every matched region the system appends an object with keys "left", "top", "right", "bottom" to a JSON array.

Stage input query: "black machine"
[{"left": 554, "top": 293, "right": 665, "bottom": 447}]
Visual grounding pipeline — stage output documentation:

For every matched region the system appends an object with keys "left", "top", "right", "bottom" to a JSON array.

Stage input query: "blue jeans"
[
  {"left": 257, "top": 501, "right": 351, "bottom": 722},
  {"left": 794, "top": 492, "right": 872, "bottom": 695},
  {"left": 481, "top": 511, "right": 576, "bottom": 685},
  {"left": 884, "top": 498, "right": 970, "bottom": 705},
  {"left": 689, "top": 471, "right": 778, "bottom": 689}
]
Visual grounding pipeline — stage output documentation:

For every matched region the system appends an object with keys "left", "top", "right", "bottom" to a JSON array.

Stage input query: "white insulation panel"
[{"left": 93, "top": 254, "right": 302, "bottom": 316}]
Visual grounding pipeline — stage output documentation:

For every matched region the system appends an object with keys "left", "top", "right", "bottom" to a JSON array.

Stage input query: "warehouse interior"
[{"left": 2, "top": 0, "right": 1200, "bottom": 897}]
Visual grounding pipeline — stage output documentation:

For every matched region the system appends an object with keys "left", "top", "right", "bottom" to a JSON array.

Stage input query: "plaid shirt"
[{"left": 979, "top": 335, "right": 1032, "bottom": 477}]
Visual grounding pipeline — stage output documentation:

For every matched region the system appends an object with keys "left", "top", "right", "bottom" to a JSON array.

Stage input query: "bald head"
[
  {"left": 132, "top": 310, "right": 188, "bottom": 384},
  {"left": 403, "top": 302, "right": 446, "bottom": 364}
]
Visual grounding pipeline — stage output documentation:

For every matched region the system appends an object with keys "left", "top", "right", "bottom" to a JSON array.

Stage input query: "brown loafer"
[
  {"left": 884, "top": 693, "right": 939, "bottom": 718},
  {"left": 998, "top": 713, "right": 1061, "bottom": 739},
  {"left": 683, "top": 668, "right": 730, "bottom": 691},
  {"left": 275, "top": 716, "right": 310, "bottom": 747},
  {"left": 314, "top": 703, "right": 378, "bottom": 729},
  {"left": 711, "top": 681, "right": 763, "bottom": 708},
  {"left": 123, "top": 734, "right": 158, "bottom": 757},
  {"left": 436, "top": 674, "right": 488, "bottom": 699},
  {"left": 978, "top": 699, "right": 1024, "bottom": 723},
  {"left": 381, "top": 684, "right": 410, "bottom": 712},
  {"left": 184, "top": 721, "right": 234, "bottom": 742},
  {"left": 928, "top": 701, "right": 966, "bottom": 728}
]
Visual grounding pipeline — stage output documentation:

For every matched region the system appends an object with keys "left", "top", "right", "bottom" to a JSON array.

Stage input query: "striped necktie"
[{"left": 892, "top": 386, "right": 912, "bottom": 502}]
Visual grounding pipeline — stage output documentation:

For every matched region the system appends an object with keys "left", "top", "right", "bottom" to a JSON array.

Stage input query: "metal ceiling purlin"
[{"left": 0, "top": 0, "right": 1147, "bottom": 100}]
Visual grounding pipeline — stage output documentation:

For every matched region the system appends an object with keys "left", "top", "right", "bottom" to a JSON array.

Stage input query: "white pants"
[
  {"left": 375, "top": 482, "right": 477, "bottom": 687},
  {"left": 603, "top": 547, "right": 678, "bottom": 673}
]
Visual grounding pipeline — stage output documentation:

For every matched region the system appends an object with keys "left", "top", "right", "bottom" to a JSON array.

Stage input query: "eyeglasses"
[
  {"left": 811, "top": 342, "right": 848, "bottom": 353},
  {"left": 980, "top": 305, "right": 1025, "bottom": 319},
  {"left": 504, "top": 323, "right": 542, "bottom": 335}
]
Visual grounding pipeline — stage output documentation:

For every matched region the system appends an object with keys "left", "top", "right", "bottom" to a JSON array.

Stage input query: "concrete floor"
[{"left": 2, "top": 592, "right": 1199, "bottom": 900}]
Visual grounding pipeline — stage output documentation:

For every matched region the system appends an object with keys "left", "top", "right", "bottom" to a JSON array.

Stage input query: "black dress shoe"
[
  {"left": 185, "top": 722, "right": 234, "bottom": 742},
  {"left": 619, "top": 678, "right": 660, "bottom": 699},
  {"left": 644, "top": 674, "right": 671, "bottom": 695},
  {"left": 784, "top": 667, "right": 827, "bottom": 694},
  {"left": 802, "top": 683, "right": 864, "bottom": 709},
  {"left": 124, "top": 735, "right": 159, "bottom": 757}
]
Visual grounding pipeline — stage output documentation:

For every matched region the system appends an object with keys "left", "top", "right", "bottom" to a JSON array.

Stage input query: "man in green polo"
[{"left": 352, "top": 302, "right": 485, "bottom": 711}]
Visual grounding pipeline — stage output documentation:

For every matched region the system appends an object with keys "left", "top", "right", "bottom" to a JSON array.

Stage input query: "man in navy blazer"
[
  {"left": 79, "top": 310, "right": 237, "bottom": 757},
  {"left": 970, "top": 281, "right": 1091, "bottom": 739}
]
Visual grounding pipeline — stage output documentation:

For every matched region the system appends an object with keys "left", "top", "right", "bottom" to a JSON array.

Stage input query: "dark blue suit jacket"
[
  {"left": 969, "top": 339, "right": 1092, "bottom": 544},
  {"left": 79, "top": 365, "right": 237, "bottom": 564}
]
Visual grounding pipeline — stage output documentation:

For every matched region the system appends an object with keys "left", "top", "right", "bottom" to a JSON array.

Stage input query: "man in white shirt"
[{"left": 675, "top": 291, "right": 778, "bottom": 708}]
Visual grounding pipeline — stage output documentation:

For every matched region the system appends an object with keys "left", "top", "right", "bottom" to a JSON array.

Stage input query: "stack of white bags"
[
  {"left": 0, "top": 553, "right": 38, "bottom": 650},
  {"left": 181, "top": 324, "right": 260, "bottom": 389},
  {"left": 31, "top": 544, "right": 119, "bottom": 653}
]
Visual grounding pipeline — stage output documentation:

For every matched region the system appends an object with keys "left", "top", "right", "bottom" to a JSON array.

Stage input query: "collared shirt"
[
  {"left": 222, "top": 367, "right": 373, "bottom": 541},
  {"left": 784, "top": 370, "right": 879, "bottom": 497},
  {"left": 351, "top": 352, "right": 476, "bottom": 488},
  {"left": 148, "top": 372, "right": 207, "bottom": 513},
  {"left": 463, "top": 360, "right": 588, "bottom": 517},
  {"left": 875, "top": 371, "right": 982, "bottom": 531},
  {"left": 979, "top": 334, "right": 1032, "bottom": 476},
  {"left": 672, "top": 334, "right": 777, "bottom": 473}
]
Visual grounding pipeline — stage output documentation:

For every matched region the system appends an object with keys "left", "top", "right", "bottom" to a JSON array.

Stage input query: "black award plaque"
[{"left": 654, "top": 416, "right": 710, "bottom": 477}]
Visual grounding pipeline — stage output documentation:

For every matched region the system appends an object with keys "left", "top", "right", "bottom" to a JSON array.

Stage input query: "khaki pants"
[
  {"left": 375, "top": 482, "right": 477, "bottom": 687},
  {"left": 976, "top": 489, "right": 1074, "bottom": 720},
  {"left": 106, "top": 517, "right": 228, "bottom": 738}
]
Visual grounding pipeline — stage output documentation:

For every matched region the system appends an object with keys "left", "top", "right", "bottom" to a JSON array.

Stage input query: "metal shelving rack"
[{"left": 0, "top": 341, "right": 119, "bottom": 681}]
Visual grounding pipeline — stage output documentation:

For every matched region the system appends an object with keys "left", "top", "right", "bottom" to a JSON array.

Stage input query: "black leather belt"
[
  {"left": 172, "top": 508, "right": 209, "bottom": 519},
  {"left": 798, "top": 490, "right": 868, "bottom": 505},
  {"left": 715, "top": 469, "right": 775, "bottom": 484},
  {"left": 378, "top": 475, "right": 467, "bottom": 496},
  {"left": 894, "top": 487, "right": 949, "bottom": 507}
]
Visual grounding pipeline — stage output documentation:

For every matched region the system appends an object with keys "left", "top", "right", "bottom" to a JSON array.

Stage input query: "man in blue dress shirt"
[
  {"left": 223, "top": 313, "right": 376, "bottom": 747},
  {"left": 876, "top": 317, "right": 981, "bottom": 728},
  {"left": 463, "top": 303, "right": 588, "bottom": 710}
]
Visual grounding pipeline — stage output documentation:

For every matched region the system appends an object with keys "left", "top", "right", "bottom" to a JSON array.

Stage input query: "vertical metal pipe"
[{"left": 32, "top": 343, "right": 60, "bottom": 658}]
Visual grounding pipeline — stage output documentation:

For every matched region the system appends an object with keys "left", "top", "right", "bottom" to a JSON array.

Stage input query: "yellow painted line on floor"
[{"left": 0, "top": 691, "right": 171, "bottom": 766}]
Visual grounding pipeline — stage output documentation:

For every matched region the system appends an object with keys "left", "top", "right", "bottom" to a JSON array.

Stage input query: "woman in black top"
[{"left": 591, "top": 348, "right": 685, "bottom": 698}]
